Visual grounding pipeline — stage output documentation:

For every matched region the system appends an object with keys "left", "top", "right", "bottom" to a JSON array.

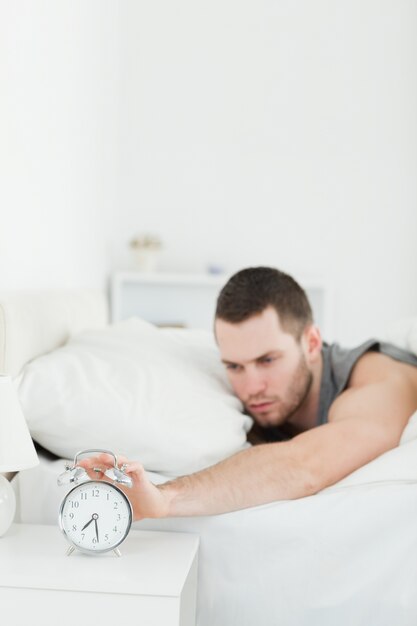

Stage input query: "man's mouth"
[{"left": 248, "top": 401, "right": 275, "bottom": 413}]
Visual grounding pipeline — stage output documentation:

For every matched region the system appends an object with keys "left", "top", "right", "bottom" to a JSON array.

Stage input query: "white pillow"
[{"left": 17, "top": 318, "right": 252, "bottom": 476}]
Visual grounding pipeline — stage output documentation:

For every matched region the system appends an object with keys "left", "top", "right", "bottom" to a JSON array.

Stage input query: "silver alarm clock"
[{"left": 57, "top": 449, "right": 133, "bottom": 556}]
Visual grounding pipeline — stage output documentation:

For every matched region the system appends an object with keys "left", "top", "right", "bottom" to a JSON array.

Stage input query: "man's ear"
[{"left": 302, "top": 324, "right": 322, "bottom": 363}]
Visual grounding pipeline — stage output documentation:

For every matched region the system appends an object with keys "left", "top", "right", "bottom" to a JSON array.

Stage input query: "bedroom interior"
[{"left": 1, "top": 1, "right": 417, "bottom": 625}]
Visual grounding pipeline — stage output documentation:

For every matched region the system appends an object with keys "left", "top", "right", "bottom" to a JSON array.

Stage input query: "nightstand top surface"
[{"left": 0, "top": 523, "right": 199, "bottom": 597}]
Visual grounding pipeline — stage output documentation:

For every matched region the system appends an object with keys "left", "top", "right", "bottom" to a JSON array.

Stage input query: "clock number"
[
  {"left": 92, "top": 537, "right": 97, "bottom": 544},
  {"left": 81, "top": 533, "right": 85, "bottom": 540},
  {"left": 117, "top": 514, "right": 121, "bottom": 521},
  {"left": 70, "top": 501, "right": 79, "bottom": 509},
  {"left": 105, "top": 534, "right": 109, "bottom": 541},
  {"left": 72, "top": 524, "right": 77, "bottom": 532},
  {"left": 69, "top": 512, "right": 74, "bottom": 519},
  {"left": 81, "top": 492, "right": 87, "bottom": 500},
  {"left": 113, "top": 526, "right": 118, "bottom": 533},
  {"left": 113, "top": 502, "right": 118, "bottom": 509},
  {"left": 92, "top": 489, "right": 99, "bottom": 497}
]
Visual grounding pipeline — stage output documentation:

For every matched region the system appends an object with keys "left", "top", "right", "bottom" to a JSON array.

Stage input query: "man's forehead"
[{"left": 215, "top": 307, "right": 294, "bottom": 362}]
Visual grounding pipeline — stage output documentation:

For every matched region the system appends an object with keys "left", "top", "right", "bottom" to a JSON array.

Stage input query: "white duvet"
[{"left": 18, "top": 428, "right": 417, "bottom": 626}]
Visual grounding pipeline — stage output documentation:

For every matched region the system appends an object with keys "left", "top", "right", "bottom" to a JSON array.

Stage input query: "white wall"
[
  {"left": 115, "top": 0, "right": 417, "bottom": 344},
  {"left": 1, "top": 1, "right": 416, "bottom": 344},
  {"left": 0, "top": 1, "right": 121, "bottom": 290}
]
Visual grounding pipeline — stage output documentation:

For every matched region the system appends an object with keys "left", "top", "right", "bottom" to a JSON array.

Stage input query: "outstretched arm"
[
  {"left": 79, "top": 375, "right": 415, "bottom": 519},
  {"left": 79, "top": 442, "right": 315, "bottom": 520}
]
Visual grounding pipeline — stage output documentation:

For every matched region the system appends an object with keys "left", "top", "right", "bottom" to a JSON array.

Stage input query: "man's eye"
[
  {"left": 225, "top": 363, "right": 241, "bottom": 371},
  {"left": 260, "top": 357, "right": 274, "bottom": 364}
]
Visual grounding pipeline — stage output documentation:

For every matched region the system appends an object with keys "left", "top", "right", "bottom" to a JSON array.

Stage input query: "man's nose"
[{"left": 243, "top": 369, "right": 267, "bottom": 399}]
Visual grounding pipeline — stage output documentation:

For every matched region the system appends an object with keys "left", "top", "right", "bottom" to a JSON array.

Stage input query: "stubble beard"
[{"left": 248, "top": 353, "right": 313, "bottom": 427}]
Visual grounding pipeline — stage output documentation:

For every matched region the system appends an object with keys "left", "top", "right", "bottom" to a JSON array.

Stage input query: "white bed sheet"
[{"left": 16, "top": 441, "right": 417, "bottom": 626}]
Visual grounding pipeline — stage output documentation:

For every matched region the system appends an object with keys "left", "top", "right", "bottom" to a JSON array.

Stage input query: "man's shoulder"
[
  {"left": 348, "top": 350, "right": 400, "bottom": 387},
  {"left": 325, "top": 338, "right": 417, "bottom": 391},
  {"left": 347, "top": 347, "right": 417, "bottom": 389},
  {"left": 328, "top": 356, "right": 417, "bottom": 430}
]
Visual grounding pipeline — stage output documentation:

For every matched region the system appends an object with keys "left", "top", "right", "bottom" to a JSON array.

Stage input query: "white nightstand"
[{"left": 0, "top": 523, "right": 199, "bottom": 626}]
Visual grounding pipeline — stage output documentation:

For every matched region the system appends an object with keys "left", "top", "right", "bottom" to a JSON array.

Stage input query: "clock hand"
[
  {"left": 94, "top": 518, "right": 99, "bottom": 542},
  {"left": 81, "top": 517, "right": 94, "bottom": 532}
]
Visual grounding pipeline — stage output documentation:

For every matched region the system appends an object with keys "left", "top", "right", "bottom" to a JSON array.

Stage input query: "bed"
[{"left": 3, "top": 289, "right": 417, "bottom": 626}]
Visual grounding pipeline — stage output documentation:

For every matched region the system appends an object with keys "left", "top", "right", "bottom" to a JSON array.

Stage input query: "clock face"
[{"left": 59, "top": 480, "right": 132, "bottom": 554}]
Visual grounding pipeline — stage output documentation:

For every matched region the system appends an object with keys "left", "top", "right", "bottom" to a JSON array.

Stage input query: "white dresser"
[
  {"left": 111, "top": 272, "right": 226, "bottom": 329},
  {"left": 0, "top": 523, "right": 199, "bottom": 626},
  {"left": 110, "top": 271, "right": 331, "bottom": 334}
]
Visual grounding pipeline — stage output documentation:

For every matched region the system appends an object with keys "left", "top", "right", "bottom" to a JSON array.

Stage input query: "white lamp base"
[{"left": 0, "top": 474, "right": 16, "bottom": 537}]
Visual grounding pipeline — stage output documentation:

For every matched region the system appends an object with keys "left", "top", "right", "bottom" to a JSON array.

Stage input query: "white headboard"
[{"left": 0, "top": 290, "right": 108, "bottom": 377}]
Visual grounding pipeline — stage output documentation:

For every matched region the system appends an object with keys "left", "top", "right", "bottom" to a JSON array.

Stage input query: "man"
[{"left": 81, "top": 267, "right": 417, "bottom": 519}]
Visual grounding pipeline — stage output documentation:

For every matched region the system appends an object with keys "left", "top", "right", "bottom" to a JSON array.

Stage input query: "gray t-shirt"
[
  {"left": 255, "top": 340, "right": 417, "bottom": 442},
  {"left": 317, "top": 340, "right": 417, "bottom": 425}
]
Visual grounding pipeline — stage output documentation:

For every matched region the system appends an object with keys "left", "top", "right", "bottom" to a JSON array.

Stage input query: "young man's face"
[{"left": 215, "top": 306, "right": 314, "bottom": 428}]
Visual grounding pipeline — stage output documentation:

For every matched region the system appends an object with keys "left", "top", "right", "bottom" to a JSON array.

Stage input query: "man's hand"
[{"left": 78, "top": 453, "right": 170, "bottom": 521}]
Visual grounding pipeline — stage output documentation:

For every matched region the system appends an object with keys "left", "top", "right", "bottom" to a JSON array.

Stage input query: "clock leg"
[
  {"left": 66, "top": 546, "right": 75, "bottom": 557},
  {"left": 113, "top": 548, "right": 122, "bottom": 557}
]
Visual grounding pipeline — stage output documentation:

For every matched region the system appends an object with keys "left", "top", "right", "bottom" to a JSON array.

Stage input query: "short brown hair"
[{"left": 215, "top": 267, "right": 313, "bottom": 339}]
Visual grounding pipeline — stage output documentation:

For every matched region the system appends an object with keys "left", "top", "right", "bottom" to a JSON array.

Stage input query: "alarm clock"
[{"left": 57, "top": 449, "right": 133, "bottom": 556}]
